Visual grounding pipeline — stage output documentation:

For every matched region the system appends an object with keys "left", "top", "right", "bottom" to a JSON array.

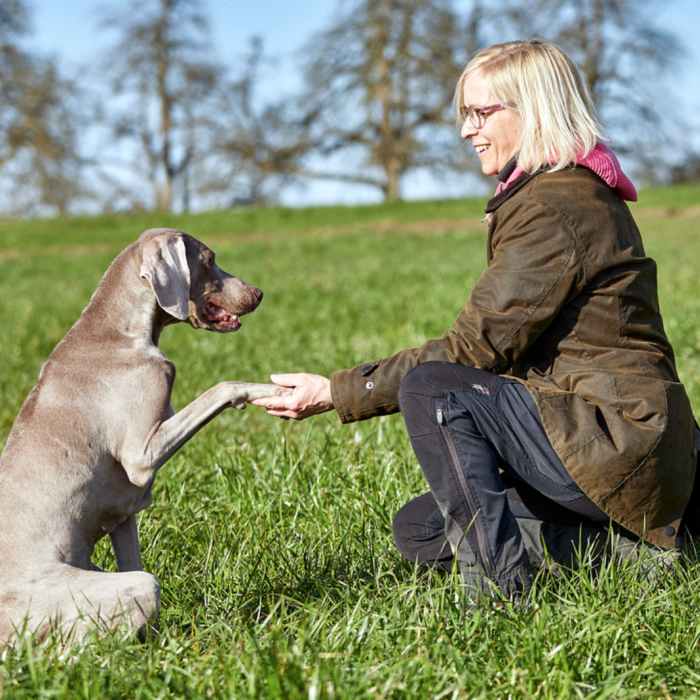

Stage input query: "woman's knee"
[
  {"left": 398, "top": 362, "right": 498, "bottom": 413},
  {"left": 397, "top": 362, "right": 452, "bottom": 412}
]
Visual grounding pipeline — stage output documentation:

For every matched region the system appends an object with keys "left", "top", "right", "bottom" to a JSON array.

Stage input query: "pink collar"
[{"left": 494, "top": 143, "right": 637, "bottom": 202}]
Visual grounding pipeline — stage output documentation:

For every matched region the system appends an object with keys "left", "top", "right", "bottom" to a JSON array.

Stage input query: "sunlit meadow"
[{"left": 1, "top": 186, "right": 700, "bottom": 698}]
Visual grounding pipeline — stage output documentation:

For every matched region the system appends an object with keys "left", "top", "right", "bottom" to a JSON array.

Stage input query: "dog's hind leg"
[
  {"left": 0, "top": 567, "right": 160, "bottom": 647},
  {"left": 53, "top": 567, "right": 161, "bottom": 643}
]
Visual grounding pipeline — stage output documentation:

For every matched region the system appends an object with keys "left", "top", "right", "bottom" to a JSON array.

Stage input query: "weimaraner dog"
[{"left": 0, "top": 228, "right": 288, "bottom": 646}]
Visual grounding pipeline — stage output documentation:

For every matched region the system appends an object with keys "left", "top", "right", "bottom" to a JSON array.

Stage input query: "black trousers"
[{"left": 395, "top": 362, "right": 610, "bottom": 601}]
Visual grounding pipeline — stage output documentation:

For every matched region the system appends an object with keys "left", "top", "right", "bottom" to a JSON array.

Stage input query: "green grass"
[
  {"left": 0, "top": 197, "right": 487, "bottom": 254},
  {"left": 1, "top": 184, "right": 700, "bottom": 698}
]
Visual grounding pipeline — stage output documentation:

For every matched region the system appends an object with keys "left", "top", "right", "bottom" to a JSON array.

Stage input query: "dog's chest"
[{"left": 87, "top": 469, "right": 154, "bottom": 541}]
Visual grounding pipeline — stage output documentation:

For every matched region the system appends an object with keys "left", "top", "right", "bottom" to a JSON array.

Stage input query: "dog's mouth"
[{"left": 203, "top": 301, "right": 242, "bottom": 331}]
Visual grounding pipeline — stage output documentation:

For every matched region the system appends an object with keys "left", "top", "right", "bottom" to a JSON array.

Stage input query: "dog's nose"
[{"left": 252, "top": 287, "right": 263, "bottom": 302}]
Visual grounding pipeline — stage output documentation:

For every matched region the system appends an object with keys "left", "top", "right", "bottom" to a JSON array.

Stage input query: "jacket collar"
[
  {"left": 486, "top": 144, "right": 638, "bottom": 213},
  {"left": 485, "top": 157, "right": 540, "bottom": 213},
  {"left": 497, "top": 156, "right": 519, "bottom": 184}
]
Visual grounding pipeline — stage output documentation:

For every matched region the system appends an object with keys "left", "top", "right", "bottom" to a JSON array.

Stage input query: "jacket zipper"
[{"left": 435, "top": 401, "right": 494, "bottom": 579}]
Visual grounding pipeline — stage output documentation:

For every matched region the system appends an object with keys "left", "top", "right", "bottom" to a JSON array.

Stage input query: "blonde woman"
[{"left": 253, "top": 40, "right": 698, "bottom": 603}]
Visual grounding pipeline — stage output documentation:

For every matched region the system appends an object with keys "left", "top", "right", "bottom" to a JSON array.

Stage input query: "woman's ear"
[{"left": 139, "top": 234, "right": 191, "bottom": 320}]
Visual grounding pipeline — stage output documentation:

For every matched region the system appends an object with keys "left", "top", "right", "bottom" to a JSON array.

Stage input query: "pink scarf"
[{"left": 494, "top": 143, "right": 638, "bottom": 202}]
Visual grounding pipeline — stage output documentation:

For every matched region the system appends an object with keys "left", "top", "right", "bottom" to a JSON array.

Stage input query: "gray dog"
[{"left": 0, "top": 228, "right": 288, "bottom": 646}]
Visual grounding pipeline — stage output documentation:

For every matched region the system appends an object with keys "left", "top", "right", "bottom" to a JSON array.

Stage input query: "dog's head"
[{"left": 139, "top": 229, "right": 262, "bottom": 332}]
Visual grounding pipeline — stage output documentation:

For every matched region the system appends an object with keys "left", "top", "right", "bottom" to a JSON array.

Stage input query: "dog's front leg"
[
  {"left": 109, "top": 514, "right": 144, "bottom": 572},
  {"left": 119, "top": 382, "right": 291, "bottom": 488}
]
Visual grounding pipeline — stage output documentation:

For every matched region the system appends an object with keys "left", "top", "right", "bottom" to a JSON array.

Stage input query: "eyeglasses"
[{"left": 459, "top": 104, "right": 506, "bottom": 129}]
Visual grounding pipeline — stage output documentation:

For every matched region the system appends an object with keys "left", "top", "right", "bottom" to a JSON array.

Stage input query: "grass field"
[{"left": 1, "top": 184, "right": 700, "bottom": 698}]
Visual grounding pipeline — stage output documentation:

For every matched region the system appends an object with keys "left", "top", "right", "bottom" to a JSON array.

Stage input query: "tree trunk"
[
  {"left": 156, "top": 0, "right": 173, "bottom": 211},
  {"left": 384, "top": 161, "right": 401, "bottom": 201},
  {"left": 375, "top": 0, "right": 402, "bottom": 201}
]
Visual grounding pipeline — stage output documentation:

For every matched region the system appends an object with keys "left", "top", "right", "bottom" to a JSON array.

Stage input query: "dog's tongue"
[{"left": 204, "top": 301, "right": 241, "bottom": 330}]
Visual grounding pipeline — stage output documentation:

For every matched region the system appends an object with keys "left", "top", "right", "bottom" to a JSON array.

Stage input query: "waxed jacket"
[{"left": 330, "top": 166, "right": 697, "bottom": 549}]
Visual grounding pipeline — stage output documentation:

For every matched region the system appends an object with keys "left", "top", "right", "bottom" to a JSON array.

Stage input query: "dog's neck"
[
  {"left": 76, "top": 255, "right": 184, "bottom": 351},
  {"left": 151, "top": 306, "right": 181, "bottom": 346}
]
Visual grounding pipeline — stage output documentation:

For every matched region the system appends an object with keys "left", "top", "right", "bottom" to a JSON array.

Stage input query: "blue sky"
[{"left": 25, "top": 0, "right": 700, "bottom": 206}]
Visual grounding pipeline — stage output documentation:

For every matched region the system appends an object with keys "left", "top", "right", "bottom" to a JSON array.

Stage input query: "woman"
[{"left": 252, "top": 40, "right": 698, "bottom": 603}]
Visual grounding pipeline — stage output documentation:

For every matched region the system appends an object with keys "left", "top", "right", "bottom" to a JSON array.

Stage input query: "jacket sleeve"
[{"left": 331, "top": 194, "right": 586, "bottom": 423}]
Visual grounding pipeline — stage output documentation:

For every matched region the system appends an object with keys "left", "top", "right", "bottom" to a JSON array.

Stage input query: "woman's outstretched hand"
[{"left": 250, "top": 373, "right": 334, "bottom": 420}]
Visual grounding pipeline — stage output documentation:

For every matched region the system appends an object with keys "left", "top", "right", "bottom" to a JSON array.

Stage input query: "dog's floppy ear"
[{"left": 140, "top": 234, "right": 191, "bottom": 321}]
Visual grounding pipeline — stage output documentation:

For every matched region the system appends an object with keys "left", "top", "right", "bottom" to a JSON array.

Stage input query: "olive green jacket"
[{"left": 330, "top": 167, "right": 696, "bottom": 549}]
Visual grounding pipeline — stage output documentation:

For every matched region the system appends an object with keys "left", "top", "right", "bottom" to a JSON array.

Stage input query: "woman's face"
[{"left": 460, "top": 73, "right": 524, "bottom": 176}]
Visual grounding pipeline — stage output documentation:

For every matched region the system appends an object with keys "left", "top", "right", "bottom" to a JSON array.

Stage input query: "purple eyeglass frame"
[{"left": 460, "top": 104, "right": 506, "bottom": 128}]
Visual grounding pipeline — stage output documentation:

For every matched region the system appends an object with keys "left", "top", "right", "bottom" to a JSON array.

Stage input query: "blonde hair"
[{"left": 454, "top": 40, "right": 606, "bottom": 173}]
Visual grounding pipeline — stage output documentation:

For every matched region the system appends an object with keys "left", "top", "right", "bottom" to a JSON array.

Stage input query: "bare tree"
[
  {"left": 668, "top": 152, "right": 700, "bottom": 185},
  {"left": 97, "top": 0, "right": 220, "bottom": 212},
  {"left": 295, "top": 0, "right": 482, "bottom": 202},
  {"left": 193, "top": 38, "right": 313, "bottom": 207},
  {"left": 494, "top": 0, "right": 684, "bottom": 154},
  {"left": 0, "top": 0, "right": 84, "bottom": 215}
]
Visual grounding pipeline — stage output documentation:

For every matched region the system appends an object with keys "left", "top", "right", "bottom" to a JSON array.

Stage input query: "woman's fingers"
[
  {"left": 269, "top": 373, "right": 306, "bottom": 387},
  {"left": 249, "top": 372, "right": 334, "bottom": 420}
]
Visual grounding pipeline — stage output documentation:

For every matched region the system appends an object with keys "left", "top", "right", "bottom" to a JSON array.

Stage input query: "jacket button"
[
  {"left": 365, "top": 382, "right": 373, "bottom": 390},
  {"left": 692, "top": 446, "right": 698, "bottom": 460},
  {"left": 664, "top": 526, "right": 676, "bottom": 537}
]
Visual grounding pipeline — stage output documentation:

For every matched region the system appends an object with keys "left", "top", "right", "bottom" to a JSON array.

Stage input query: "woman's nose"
[{"left": 461, "top": 119, "right": 477, "bottom": 140}]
